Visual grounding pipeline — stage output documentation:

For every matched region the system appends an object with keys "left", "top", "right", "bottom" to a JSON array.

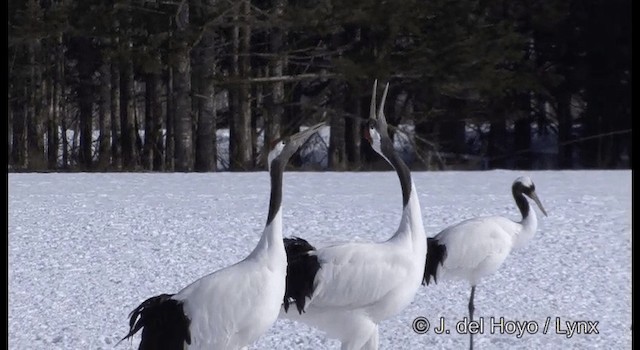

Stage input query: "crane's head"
[
  {"left": 513, "top": 176, "right": 548, "bottom": 217},
  {"left": 267, "top": 123, "right": 325, "bottom": 171},
  {"left": 364, "top": 79, "right": 391, "bottom": 156}
]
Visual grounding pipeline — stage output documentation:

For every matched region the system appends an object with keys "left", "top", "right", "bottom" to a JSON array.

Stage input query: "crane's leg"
[
  {"left": 340, "top": 320, "right": 377, "bottom": 350},
  {"left": 361, "top": 325, "right": 379, "bottom": 350},
  {"left": 468, "top": 285, "right": 476, "bottom": 350}
]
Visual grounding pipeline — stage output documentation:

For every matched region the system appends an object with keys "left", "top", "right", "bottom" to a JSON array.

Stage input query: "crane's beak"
[
  {"left": 368, "top": 79, "right": 390, "bottom": 129},
  {"left": 370, "top": 79, "right": 378, "bottom": 121},
  {"left": 365, "top": 80, "right": 378, "bottom": 143},
  {"left": 283, "top": 122, "right": 325, "bottom": 155},
  {"left": 377, "top": 82, "right": 389, "bottom": 123},
  {"left": 528, "top": 191, "right": 548, "bottom": 217},
  {"left": 269, "top": 122, "right": 324, "bottom": 170}
]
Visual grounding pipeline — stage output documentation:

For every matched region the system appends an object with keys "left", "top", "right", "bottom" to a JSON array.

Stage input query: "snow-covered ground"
[{"left": 8, "top": 170, "right": 631, "bottom": 349}]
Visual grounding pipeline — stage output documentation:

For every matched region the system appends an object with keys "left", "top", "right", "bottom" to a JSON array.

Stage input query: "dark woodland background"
[{"left": 7, "top": 0, "right": 631, "bottom": 172}]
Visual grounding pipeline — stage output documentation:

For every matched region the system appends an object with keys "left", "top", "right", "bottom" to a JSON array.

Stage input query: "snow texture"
[{"left": 8, "top": 170, "right": 631, "bottom": 349}]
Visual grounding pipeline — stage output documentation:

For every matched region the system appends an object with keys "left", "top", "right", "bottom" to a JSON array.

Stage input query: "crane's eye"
[
  {"left": 524, "top": 185, "right": 535, "bottom": 195},
  {"left": 368, "top": 120, "right": 377, "bottom": 129}
]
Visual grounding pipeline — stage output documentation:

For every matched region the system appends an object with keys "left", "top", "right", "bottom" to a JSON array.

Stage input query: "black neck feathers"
[
  {"left": 266, "top": 159, "right": 284, "bottom": 225},
  {"left": 512, "top": 185, "right": 530, "bottom": 219},
  {"left": 380, "top": 136, "right": 411, "bottom": 208}
]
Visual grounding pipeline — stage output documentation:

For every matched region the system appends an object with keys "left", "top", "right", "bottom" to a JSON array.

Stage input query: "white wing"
[
  {"left": 307, "top": 241, "right": 417, "bottom": 311},
  {"left": 434, "top": 216, "right": 518, "bottom": 281},
  {"left": 175, "top": 259, "right": 284, "bottom": 349}
]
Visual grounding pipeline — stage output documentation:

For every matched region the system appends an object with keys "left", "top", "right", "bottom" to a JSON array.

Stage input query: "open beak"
[
  {"left": 378, "top": 82, "right": 389, "bottom": 121},
  {"left": 286, "top": 122, "right": 325, "bottom": 151},
  {"left": 528, "top": 191, "right": 548, "bottom": 217},
  {"left": 368, "top": 79, "right": 390, "bottom": 127},
  {"left": 370, "top": 79, "right": 379, "bottom": 121}
]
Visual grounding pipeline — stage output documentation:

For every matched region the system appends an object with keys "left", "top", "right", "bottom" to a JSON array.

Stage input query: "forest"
[{"left": 7, "top": 0, "right": 631, "bottom": 172}]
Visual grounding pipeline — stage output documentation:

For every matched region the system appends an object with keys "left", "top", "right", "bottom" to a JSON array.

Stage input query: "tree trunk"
[
  {"left": 488, "top": 120, "right": 506, "bottom": 169},
  {"left": 144, "top": 62, "right": 164, "bottom": 171},
  {"left": 134, "top": 82, "right": 144, "bottom": 163},
  {"left": 8, "top": 86, "right": 13, "bottom": 168},
  {"left": 230, "top": 0, "right": 254, "bottom": 171},
  {"left": 240, "top": 0, "right": 254, "bottom": 170},
  {"left": 152, "top": 72, "right": 164, "bottom": 171},
  {"left": 120, "top": 58, "right": 137, "bottom": 170},
  {"left": 11, "top": 90, "right": 27, "bottom": 169},
  {"left": 166, "top": 67, "right": 175, "bottom": 171},
  {"left": 97, "top": 64, "right": 111, "bottom": 170},
  {"left": 111, "top": 63, "right": 122, "bottom": 170},
  {"left": 344, "top": 86, "right": 361, "bottom": 169},
  {"left": 76, "top": 37, "right": 94, "bottom": 170},
  {"left": 229, "top": 17, "right": 239, "bottom": 171},
  {"left": 72, "top": 118, "right": 80, "bottom": 166},
  {"left": 265, "top": 75, "right": 284, "bottom": 165},
  {"left": 193, "top": 7, "right": 217, "bottom": 172},
  {"left": 264, "top": 0, "right": 285, "bottom": 165},
  {"left": 47, "top": 36, "right": 63, "bottom": 170},
  {"left": 329, "top": 112, "right": 346, "bottom": 170},
  {"left": 78, "top": 74, "right": 93, "bottom": 170},
  {"left": 251, "top": 86, "right": 258, "bottom": 167},
  {"left": 61, "top": 110, "right": 69, "bottom": 169},
  {"left": 514, "top": 116, "right": 531, "bottom": 169},
  {"left": 173, "top": 3, "right": 193, "bottom": 171},
  {"left": 191, "top": 32, "right": 202, "bottom": 170},
  {"left": 328, "top": 82, "right": 347, "bottom": 170},
  {"left": 556, "top": 90, "right": 573, "bottom": 168},
  {"left": 194, "top": 82, "right": 217, "bottom": 171},
  {"left": 27, "top": 41, "right": 46, "bottom": 170},
  {"left": 143, "top": 74, "right": 154, "bottom": 170}
]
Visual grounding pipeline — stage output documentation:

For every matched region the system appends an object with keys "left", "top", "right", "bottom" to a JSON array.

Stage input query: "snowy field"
[{"left": 8, "top": 170, "right": 631, "bottom": 349}]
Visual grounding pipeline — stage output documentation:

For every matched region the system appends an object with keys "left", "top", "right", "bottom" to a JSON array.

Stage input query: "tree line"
[{"left": 7, "top": 0, "right": 631, "bottom": 172}]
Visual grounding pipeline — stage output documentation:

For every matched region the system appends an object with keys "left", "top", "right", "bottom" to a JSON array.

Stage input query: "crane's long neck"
[
  {"left": 386, "top": 145, "right": 411, "bottom": 208},
  {"left": 382, "top": 141, "right": 425, "bottom": 248},
  {"left": 512, "top": 190, "right": 538, "bottom": 249},
  {"left": 249, "top": 163, "right": 285, "bottom": 260},
  {"left": 395, "top": 181, "right": 426, "bottom": 249}
]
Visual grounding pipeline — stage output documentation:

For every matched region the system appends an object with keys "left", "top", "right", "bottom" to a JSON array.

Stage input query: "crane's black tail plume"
[
  {"left": 283, "top": 237, "right": 320, "bottom": 314},
  {"left": 423, "top": 237, "right": 447, "bottom": 286},
  {"left": 119, "top": 294, "right": 191, "bottom": 350}
]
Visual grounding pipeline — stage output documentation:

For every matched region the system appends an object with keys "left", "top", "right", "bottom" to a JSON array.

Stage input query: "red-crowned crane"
[
  {"left": 280, "top": 81, "right": 427, "bottom": 350},
  {"left": 423, "top": 176, "right": 548, "bottom": 350},
  {"left": 120, "top": 123, "right": 325, "bottom": 350}
]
